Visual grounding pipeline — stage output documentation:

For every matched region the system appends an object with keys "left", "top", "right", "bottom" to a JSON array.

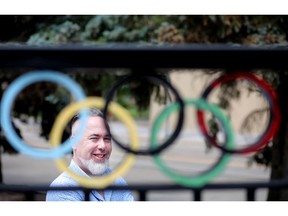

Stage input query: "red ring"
[{"left": 197, "top": 72, "right": 280, "bottom": 154}]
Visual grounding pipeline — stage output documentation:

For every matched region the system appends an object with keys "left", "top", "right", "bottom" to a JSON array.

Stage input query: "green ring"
[{"left": 151, "top": 98, "right": 234, "bottom": 188}]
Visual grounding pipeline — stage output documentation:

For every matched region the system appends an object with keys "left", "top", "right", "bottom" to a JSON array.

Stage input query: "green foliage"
[
  {"left": 27, "top": 21, "right": 82, "bottom": 44},
  {"left": 26, "top": 15, "right": 161, "bottom": 44},
  {"left": 155, "top": 22, "right": 184, "bottom": 43},
  {"left": 82, "top": 16, "right": 150, "bottom": 42},
  {"left": 3, "top": 15, "right": 288, "bottom": 46},
  {"left": 248, "top": 143, "right": 273, "bottom": 167}
]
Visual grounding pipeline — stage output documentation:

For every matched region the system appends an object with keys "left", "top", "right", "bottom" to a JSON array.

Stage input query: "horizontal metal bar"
[
  {"left": 1, "top": 179, "right": 288, "bottom": 192},
  {"left": 0, "top": 43, "right": 288, "bottom": 69}
]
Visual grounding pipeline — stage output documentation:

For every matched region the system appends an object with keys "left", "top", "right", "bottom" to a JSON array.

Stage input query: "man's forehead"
[
  {"left": 74, "top": 116, "right": 104, "bottom": 125},
  {"left": 72, "top": 116, "right": 110, "bottom": 132}
]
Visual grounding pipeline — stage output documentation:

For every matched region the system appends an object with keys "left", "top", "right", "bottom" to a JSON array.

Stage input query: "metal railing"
[{"left": 1, "top": 43, "right": 288, "bottom": 201}]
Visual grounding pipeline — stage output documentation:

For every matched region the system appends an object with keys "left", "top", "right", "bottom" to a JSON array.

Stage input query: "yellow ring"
[{"left": 49, "top": 96, "right": 139, "bottom": 188}]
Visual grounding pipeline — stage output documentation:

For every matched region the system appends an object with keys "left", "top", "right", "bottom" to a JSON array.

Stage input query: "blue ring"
[{"left": 0, "top": 70, "right": 88, "bottom": 159}]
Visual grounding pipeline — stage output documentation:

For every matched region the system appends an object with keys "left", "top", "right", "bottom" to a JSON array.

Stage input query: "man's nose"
[{"left": 97, "top": 138, "right": 106, "bottom": 149}]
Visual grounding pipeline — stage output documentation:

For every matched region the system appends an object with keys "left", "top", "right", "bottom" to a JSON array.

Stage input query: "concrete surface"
[{"left": 1, "top": 119, "right": 270, "bottom": 201}]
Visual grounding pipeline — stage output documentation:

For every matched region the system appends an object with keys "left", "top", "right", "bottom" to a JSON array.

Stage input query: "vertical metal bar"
[
  {"left": 84, "top": 190, "right": 90, "bottom": 201},
  {"left": 139, "top": 190, "right": 147, "bottom": 201},
  {"left": 193, "top": 189, "right": 202, "bottom": 201},
  {"left": 246, "top": 188, "right": 256, "bottom": 201},
  {"left": 25, "top": 192, "right": 35, "bottom": 201}
]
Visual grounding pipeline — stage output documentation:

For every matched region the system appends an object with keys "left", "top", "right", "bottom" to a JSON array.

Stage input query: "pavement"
[{"left": 1, "top": 119, "right": 271, "bottom": 201}]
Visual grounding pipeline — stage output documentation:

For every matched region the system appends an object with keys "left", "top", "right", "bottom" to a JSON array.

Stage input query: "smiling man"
[{"left": 46, "top": 108, "right": 134, "bottom": 201}]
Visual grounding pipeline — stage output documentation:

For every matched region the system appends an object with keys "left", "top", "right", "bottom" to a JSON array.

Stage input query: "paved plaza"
[{"left": 1, "top": 119, "right": 270, "bottom": 201}]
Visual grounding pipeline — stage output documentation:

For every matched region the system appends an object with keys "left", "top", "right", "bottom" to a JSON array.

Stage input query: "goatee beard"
[{"left": 79, "top": 157, "right": 109, "bottom": 176}]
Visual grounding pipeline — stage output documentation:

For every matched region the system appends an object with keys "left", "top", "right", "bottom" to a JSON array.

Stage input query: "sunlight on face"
[{"left": 71, "top": 116, "right": 112, "bottom": 176}]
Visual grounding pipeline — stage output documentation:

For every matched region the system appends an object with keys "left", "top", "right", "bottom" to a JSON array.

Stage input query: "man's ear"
[{"left": 70, "top": 135, "right": 78, "bottom": 150}]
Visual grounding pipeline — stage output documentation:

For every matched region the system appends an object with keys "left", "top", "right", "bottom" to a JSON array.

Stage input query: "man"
[{"left": 46, "top": 108, "right": 134, "bottom": 201}]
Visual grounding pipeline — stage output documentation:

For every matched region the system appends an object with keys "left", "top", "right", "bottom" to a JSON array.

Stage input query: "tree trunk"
[{"left": 267, "top": 72, "right": 288, "bottom": 200}]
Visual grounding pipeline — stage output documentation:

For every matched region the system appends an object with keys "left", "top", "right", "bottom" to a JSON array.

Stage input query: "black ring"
[{"left": 103, "top": 73, "right": 185, "bottom": 155}]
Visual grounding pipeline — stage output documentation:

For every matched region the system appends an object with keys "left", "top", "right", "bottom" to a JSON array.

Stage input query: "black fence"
[
  {"left": 1, "top": 180, "right": 288, "bottom": 201},
  {"left": 1, "top": 43, "right": 288, "bottom": 201}
]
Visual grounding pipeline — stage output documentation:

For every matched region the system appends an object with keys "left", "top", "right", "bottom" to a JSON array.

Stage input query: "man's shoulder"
[
  {"left": 103, "top": 168, "right": 128, "bottom": 186},
  {"left": 49, "top": 172, "right": 79, "bottom": 187},
  {"left": 49, "top": 168, "right": 128, "bottom": 187}
]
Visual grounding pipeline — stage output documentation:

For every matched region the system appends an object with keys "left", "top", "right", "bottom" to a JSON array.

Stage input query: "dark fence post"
[
  {"left": 246, "top": 188, "right": 256, "bottom": 201},
  {"left": 139, "top": 190, "right": 147, "bottom": 201},
  {"left": 193, "top": 189, "right": 202, "bottom": 201}
]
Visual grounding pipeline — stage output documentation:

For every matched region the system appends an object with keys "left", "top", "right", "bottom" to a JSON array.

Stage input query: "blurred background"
[{"left": 0, "top": 15, "right": 288, "bottom": 201}]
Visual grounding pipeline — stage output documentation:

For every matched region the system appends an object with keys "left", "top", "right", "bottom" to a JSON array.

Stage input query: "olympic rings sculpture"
[
  {"left": 50, "top": 96, "right": 139, "bottom": 188},
  {"left": 197, "top": 72, "right": 280, "bottom": 154},
  {"left": 0, "top": 71, "right": 89, "bottom": 159},
  {"left": 151, "top": 98, "right": 234, "bottom": 187},
  {"left": 0, "top": 70, "right": 281, "bottom": 188},
  {"left": 103, "top": 74, "right": 185, "bottom": 155}
]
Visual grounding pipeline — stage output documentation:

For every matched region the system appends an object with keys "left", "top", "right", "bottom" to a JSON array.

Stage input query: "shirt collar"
[{"left": 69, "top": 159, "right": 113, "bottom": 201}]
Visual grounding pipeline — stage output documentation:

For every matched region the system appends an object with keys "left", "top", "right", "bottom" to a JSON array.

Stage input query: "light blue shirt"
[{"left": 46, "top": 160, "right": 134, "bottom": 201}]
